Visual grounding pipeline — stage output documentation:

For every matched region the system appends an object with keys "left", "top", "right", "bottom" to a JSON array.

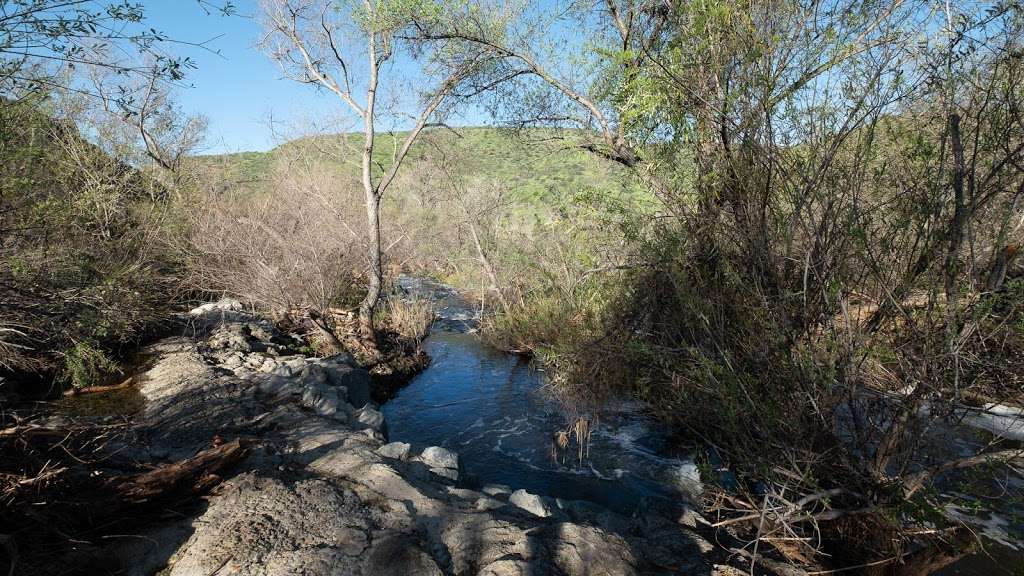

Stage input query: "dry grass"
[{"left": 379, "top": 298, "right": 435, "bottom": 341}]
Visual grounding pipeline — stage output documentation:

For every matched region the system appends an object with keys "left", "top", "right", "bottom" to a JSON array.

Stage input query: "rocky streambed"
[{"left": 99, "top": 302, "right": 753, "bottom": 576}]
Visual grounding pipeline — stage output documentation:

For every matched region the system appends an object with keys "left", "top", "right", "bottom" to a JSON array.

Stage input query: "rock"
[
  {"left": 355, "top": 406, "right": 385, "bottom": 431},
  {"left": 322, "top": 352, "right": 358, "bottom": 368},
  {"left": 300, "top": 364, "right": 328, "bottom": 384},
  {"left": 211, "top": 331, "right": 252, "bottom": 353},
  {"left": 377, "top": 442, "right": 411, "bottom": 460},
  {"left": 221, "top": 353, "right": 244, "bottom": 369},
  {"left": 163, "top": 474, "right": 375, "bottom": 576},
  {"left": 257, "top": 375, "right": 295, "bottom": 398},
  {"left": 475, "top": 497, "right": 505, "bottom": 512},
  {"left": 271, "top": 365, "right": 294, "bottom": 377},
  {"left": 430, "top": 467, "right": 458, "bottom": 481},
  {"left": 301, "top": 383, "right": 353, "bottom": 422},
  {"left": 482, "top": 484, "right": 512, "bottom": 497},
  {"left": 509, "top": 489, "right": 552, "bottom": 518},
  {"left": 323, "top": 364, "right": 371, "bottom": 408},
  {"left": 189, "top": 298, "right": 243, "bottom": 316},
  {"left": 418, "top": 446, "right": 458, "bottom": 470}
]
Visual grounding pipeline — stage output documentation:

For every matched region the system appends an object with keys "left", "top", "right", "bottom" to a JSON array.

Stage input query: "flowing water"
[
  {"left": 383, "top": 277, "right": 702, "bottom": 517},
  {"left": 386, "top": 277, "right": 1023, "bottom": 573}
]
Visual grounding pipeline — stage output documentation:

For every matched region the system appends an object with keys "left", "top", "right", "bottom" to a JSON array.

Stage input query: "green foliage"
[
  {"left": 0, "top": 98, "right": 175, "bottom": 389},
  {"left": 61, "top": 340, "right": 120, "bottom": 389},
  {"left": 190, "top": 127, "right": 631, "bottom": 207}
]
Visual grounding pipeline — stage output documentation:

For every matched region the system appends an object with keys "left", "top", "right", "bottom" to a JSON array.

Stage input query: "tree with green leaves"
[
  {"left": 261, "top": 0, "right": 496, "bottom": 347},
  {"left": 1, "top": 0, "right": 233, "bottom": 103}
]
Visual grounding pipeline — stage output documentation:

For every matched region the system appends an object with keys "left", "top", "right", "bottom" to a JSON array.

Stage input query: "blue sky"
[
  {"left": 137, "top": 0, "right": 601, "bottom": 154},
  {"left": 140, "top": 1, "right": 333, "bottom": 153},
  {"left": 141, "top": 0, "right": 495, "bottom": 154}
]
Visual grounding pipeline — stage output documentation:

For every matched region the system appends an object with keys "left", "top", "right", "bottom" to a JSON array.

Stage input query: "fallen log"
[{"left": 107, "top": 438, "right": 249, "bottom": 506}]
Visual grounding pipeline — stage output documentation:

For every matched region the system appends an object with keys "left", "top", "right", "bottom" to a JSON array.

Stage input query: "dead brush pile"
[{"left": 0, "top": 408, "right": 247, "bottom": 575}]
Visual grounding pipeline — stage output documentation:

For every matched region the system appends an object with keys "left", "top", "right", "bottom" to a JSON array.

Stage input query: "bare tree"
[{"left": 261, "top": 0, "right": 493, "bottom": 346}]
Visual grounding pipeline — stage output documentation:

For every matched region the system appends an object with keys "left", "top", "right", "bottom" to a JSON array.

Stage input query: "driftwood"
[
  {"left": 1, "top": 428, "right": 250, "bottom": 575},
  {"left": 107, "top": 438, "right": 249, "bottom": 507},
  {"left": 62, "top": 378, "right": 133, "bottom": 396}
]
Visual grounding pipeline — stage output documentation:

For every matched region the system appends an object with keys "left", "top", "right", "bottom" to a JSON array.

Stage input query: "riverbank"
[{"left": 19, "top": 302, "right": 764, "bottom": 575}]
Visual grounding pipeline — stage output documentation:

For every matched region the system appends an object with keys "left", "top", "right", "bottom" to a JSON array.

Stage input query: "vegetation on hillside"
[{"left": 0, "top": 99, "right": 174, "bottom": 389}]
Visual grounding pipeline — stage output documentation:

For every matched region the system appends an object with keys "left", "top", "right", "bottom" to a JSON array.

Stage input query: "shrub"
[
  {"left": 180, "top": 140, "right": 366, "bottom": 317},
  {"left": 0, "top": 98, "right": 175, "bottom": 390}
]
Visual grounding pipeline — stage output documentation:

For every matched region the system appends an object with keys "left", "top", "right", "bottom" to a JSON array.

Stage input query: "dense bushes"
[
  {"left": 179, "top": 148, "right": 366, "bottom": 316},
  {"left": 0, "top": 99, "right": 176, "bottom": 391},
  {"left": 448, "top": 0, "right": 1024, "bottom": 571}
]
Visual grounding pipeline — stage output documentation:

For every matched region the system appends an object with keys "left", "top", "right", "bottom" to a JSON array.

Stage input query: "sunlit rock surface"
[{"left": 113, "top": 307, "right": 741, "bottom": 576}]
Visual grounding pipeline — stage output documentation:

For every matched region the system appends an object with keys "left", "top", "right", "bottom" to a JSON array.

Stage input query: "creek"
[
  {"left": 383, "top": 276, "right": 702, "bottom": 517},
  {"left": 386, "top": 277, "right": 1022, "bottom": 575}
]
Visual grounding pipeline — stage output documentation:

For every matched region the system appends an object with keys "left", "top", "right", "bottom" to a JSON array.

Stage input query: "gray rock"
[
  {"left": 509, "top": 489, "right": 552, "bottom": 517},
  {"left": 300, "top": 364, "right": 328, "bottom": 384},
  {"left": 322, "top": 352, "right": 358, "bottom": 367},
  {"left": 377, "top": 442, "right": 411, "bottom": 460},
  {"left": 419, "top": 446, "right": 458, "bottom": 470},
  {"left": 257, "top": 375, "right": 295, "bottom": 398},
  {"left": 189, "top": 298, "right": 243, "bottom": 316},
  {"left": 482, "top": 484, "right": 512, "bottom": 497},
  {"left": 431, "top": 467, "right": 459, "bottom": 481},
  {"left": 221, "top": 353, "right": 244, "bottom": 369},
  {"left": 324, "top": 364, "right": 371, "bottom": 408},
  {"left": 475, "top": 497, "right": 505, "bottom": 512},
  {"left": 356, "top": 406, "right": 385, "bottom": 431}
]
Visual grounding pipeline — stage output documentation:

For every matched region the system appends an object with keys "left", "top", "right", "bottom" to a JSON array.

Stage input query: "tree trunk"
[
  {"left": 468, "top": 221, "right": 508, "bottom": 314},
  {"left": 359, "top": 191, "right": 382, "bottom": 345},
  {"left": 358, "top": 40, "right": 379, "bottom": 348}
]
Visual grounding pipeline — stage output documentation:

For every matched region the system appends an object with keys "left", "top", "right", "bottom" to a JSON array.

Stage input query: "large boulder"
[
  {"left": 418, "top": 446, "right": 459, "bottom": 469},
  {"left": 376, "top": 441, "right": 411, "bottom": 460}
]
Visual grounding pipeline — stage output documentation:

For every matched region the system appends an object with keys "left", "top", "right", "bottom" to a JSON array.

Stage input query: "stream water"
[
  {"left": 386, "top": 277, "right": 1023, "bottom": 574},
  {"left": 383, "top": 277, "right": 702, "bottom": 517}
]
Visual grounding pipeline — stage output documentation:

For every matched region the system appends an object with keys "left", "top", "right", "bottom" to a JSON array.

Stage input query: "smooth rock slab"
[{"left": 164, "top": 474, "right": 377, "bottom": 576}]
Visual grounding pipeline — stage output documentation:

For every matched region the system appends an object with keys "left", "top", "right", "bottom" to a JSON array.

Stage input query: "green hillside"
[{"left": 191, "top": 127, "right": 634, "bottom": 205}]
